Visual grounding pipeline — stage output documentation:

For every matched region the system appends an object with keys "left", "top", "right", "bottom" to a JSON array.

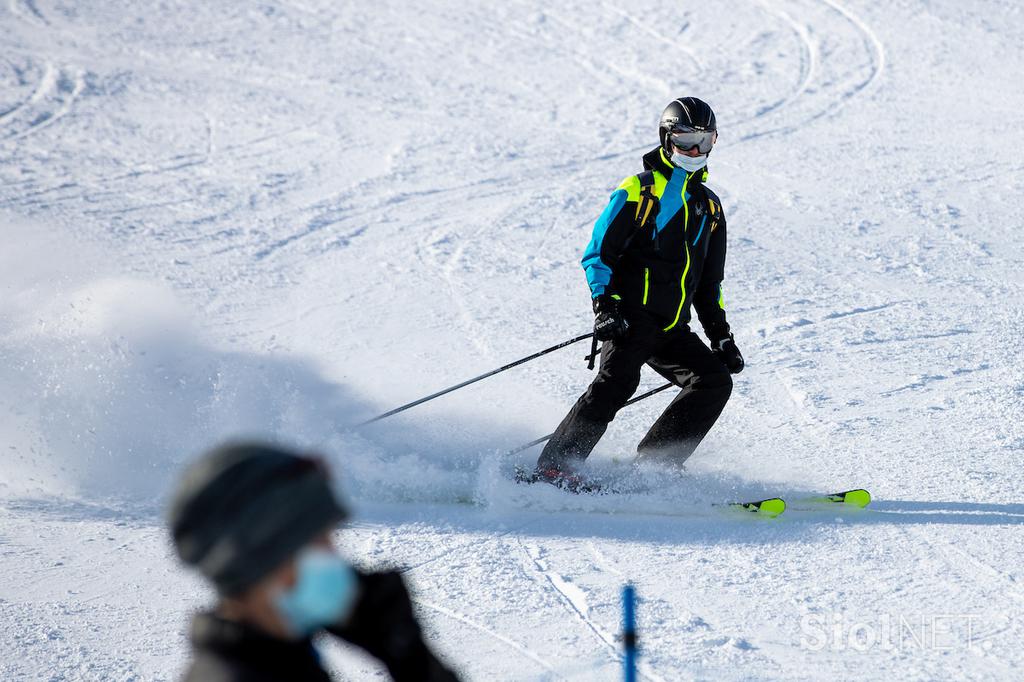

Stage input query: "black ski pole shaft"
[
  {"left": 586, "top": 334, "right": 599, "bottom": 370},
  {"left": 625, "top": 381, "right": 674, "bottom": 405},
  {"left": 356, "top": 333, "right": 595, "bottom": 428},
  {"left": 502, "top": 381, "right": 675, "bottom": 456}
]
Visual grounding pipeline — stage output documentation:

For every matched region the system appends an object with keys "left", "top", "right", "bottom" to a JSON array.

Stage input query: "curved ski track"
[
  {"left": 736, "top": 0, "right": 885, "bottom": 142},
  {"left": 0, "top": 59, "right": 83, "bottom": 143}
]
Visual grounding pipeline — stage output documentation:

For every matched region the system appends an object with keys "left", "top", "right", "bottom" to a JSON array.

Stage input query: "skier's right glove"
[
  {"left": 712, "top": 334, "right": 745, "bottom": 374},
  {"left": 593, "top": 294, "right": 628, "bottom": 341}
]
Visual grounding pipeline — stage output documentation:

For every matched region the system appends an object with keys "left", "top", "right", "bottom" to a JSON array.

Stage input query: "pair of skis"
[
  {"left": 513, "top": 466, "right": 870, "bottom": 518},
  {"left": 729, "top": 489, "right": 872, "bottom": 518}
]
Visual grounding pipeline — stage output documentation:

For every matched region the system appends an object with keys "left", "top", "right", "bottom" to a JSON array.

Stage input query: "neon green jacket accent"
[{"left": 581, "top": 147, "right": 730, "bottom": 338}]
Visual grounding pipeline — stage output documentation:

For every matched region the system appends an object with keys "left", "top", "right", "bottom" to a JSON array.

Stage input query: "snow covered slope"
[{"left": 2, "top": 0, "right": 1023, "bottom": 679}]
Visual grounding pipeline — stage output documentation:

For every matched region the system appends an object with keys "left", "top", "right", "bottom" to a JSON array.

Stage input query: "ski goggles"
[{"left": 668, "top": 128, "right": 717, "bottom": 154}]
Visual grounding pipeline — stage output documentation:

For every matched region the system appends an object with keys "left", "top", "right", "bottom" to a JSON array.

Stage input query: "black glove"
[
  {"left": 712, "top": 334, "right": 744, "bottom": 374},
  {"left": 327, "top": 570, "right": 460, "bottom": 682},
  {"left": 593, "top": 294, "right": 628, "bottom": 341}
]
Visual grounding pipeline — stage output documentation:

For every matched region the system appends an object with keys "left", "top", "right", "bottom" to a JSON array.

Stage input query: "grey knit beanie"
[{"left": 168, "top": 442, "right": 348, "bottom": 596}]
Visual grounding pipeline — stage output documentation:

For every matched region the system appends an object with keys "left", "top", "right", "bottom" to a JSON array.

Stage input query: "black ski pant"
[{"left": 537, "top": 311, "right": 733, "bottom": 471}]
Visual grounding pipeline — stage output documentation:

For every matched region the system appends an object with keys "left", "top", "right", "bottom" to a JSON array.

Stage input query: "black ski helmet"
[{"left": 659, "top": 97, "right": 717, "bottom": 157}]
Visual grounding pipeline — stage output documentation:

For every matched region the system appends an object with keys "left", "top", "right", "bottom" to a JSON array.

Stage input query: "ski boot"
[{"left": 516, "top": 466, "right": 601, "bottom": 494}]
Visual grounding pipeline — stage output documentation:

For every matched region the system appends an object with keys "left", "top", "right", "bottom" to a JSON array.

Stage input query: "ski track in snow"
[
  {"left": 0, "top": 60, "right": 84, "bottom": 142},
  {"left": 416, "top": 599, "right": 560, "bottom": 678},
  {"left": 3, "top": 0, "right": 1024, "bottom": 680},
  {"left": 517, "top": 541, "right": 617, "bottom": 661},
  {"left": 736, "top": 0, "right": 886, "bottom": 142}
]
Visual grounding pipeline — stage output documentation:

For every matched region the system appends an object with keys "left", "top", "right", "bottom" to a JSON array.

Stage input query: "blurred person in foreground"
[{"left": 168, "top": 442, "right": 459, "bottom": 682}]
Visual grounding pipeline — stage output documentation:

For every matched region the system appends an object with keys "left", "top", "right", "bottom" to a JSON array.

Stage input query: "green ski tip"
[
  {"left": 808, "top": 489, "right": 872, "bottom": 508},
  {"left": 733, "top": 497, "right": 786, "bottom": 518}
]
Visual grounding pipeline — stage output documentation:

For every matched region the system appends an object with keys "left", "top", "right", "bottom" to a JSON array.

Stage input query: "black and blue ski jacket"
[{"left": 582, "top": 147, "right": 731, "bottom": 339}]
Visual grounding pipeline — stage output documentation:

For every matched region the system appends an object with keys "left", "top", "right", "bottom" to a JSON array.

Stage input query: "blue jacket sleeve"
[{"left": 581, "top": 187, "right": 631, "bottom": 298}]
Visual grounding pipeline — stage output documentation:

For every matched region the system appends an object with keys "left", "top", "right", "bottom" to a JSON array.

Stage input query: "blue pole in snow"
[{"left": 623, "top": 584, "right": 637, "bottom": 682}]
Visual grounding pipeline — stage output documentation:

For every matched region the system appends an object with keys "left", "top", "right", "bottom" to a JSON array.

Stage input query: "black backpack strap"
[
  {"left": 622, "top": 170, "right": 659, "bottom": 252},
  {"left": 635, "top": 170, "right": 657, "bottom": 229},
  {"left": 706, "top": 193, "right": 722, "bottom": 232}
]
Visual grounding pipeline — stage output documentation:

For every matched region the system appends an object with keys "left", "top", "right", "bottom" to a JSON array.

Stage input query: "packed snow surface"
[{"left": 2, "top": 0, "right": 1024, "bottom": 679}]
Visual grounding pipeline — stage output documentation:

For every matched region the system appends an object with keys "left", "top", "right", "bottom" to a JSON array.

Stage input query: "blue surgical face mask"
[
  {"left": 671, "top": 151, "right": 708, "bottom": 173},
  {"left": 274, "top": 547, "right": 359, "bottom": 637}
]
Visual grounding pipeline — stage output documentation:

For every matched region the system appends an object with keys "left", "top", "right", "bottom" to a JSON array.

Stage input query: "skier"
[
  {"left": 168, "top": 442, "right": 459, "bottom": 682},
  {"left": 534, "top": 97, "right": 744, "bottom": 491}
]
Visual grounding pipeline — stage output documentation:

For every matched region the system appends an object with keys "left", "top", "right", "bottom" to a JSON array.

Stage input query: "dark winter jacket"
[
  {"left": 582, "top": 147, "right": 731, "bottom": 340},
  {"left": 182, "top": 570, "right": 459, "bottom": 682},
  {"left": 184, "top": 614, "right": 330, "bottom": 682}
]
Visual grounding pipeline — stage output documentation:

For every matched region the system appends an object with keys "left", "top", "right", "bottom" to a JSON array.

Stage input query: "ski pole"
[
  {"left": 623, "top": 583, "right": 637, "bottom": 682},
  {"left": 585, "top": 334, "right": 600, "bottom": 370},
  {"left": 502, "top": 381, "right": 675, "bottom": 456},
  {"left": 356, "top": 333, "right": 595, "bottom": 428}
]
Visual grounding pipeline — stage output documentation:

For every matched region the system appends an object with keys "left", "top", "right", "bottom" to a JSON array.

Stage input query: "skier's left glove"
[{"left": 712, "top": 334, "right": 744, "bottom": 374}]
